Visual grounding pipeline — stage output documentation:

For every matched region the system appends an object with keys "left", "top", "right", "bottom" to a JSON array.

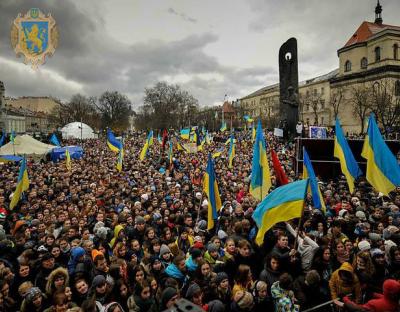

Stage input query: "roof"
[
  {"left": 222, "top": 101, "right": 235, "bottom": 114},
  {"left": 343, "top": 21, "right": 400, "bottom": 48}
]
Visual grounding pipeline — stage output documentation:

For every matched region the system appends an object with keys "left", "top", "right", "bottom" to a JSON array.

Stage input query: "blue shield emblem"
[{"left": 20, "top": 21, "right": 48, "bottom": 54}]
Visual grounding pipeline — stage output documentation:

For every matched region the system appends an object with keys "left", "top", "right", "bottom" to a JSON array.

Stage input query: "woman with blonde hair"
[{"left": 232, "top": 265, "right": 253, "bottom": 297}]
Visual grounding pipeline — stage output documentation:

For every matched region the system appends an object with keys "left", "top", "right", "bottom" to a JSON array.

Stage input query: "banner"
[
  {"left": 184, "top": 143, "right": 198, "bottom": 153},
  {"left": 309, "top": 126, "right": 327, "bottom": 139},
  {"left": 274, "top": 128, "right": 284, "bottom": 137}
]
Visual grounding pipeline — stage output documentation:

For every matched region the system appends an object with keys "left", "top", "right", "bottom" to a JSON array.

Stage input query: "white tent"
[
  {"left": 0, "top": 135, "right": 56, "bottom": 156},
  {"left": 61, "top": 122, "right": 97, "bottom": 139}
]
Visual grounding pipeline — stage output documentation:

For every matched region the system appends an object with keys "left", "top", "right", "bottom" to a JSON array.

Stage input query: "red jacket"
[{"left": 344, "top": 279, "right": 400, "bottom": 312}]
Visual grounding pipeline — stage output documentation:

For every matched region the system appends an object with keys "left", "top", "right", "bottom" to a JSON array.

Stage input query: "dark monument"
[{"left": 279, "top": 38, "right": 299, "bottom": 138}]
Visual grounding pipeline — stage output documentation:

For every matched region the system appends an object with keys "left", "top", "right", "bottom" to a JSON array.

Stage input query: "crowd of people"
[{"left": 0, "top": 129, "right": 399, "bottom": 312}]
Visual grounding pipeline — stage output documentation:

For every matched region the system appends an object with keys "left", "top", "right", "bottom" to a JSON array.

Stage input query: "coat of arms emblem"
[{"left": 11, "top": 8, "right": 59, "bottom": 69}]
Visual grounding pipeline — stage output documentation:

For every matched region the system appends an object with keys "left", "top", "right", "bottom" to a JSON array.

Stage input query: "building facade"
[{"left": 240, "top": 3, "right": 400, "bottom": 133}]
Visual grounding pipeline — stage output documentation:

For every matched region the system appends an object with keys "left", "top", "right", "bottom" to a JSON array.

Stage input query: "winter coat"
[
  {"left": 343, "top": 279, "right": 400, "bottom": 312},
  {"left": 329, "top": 262, "right": 362, "bottom": 303},
  {"left": 127, "top": 294, "right": 157, "bottom": 312},
  {"left": 271, "top": 281, "right": 299, "bottom": 312},
  {"left": 45, "top": 267, "right": 69, "bottom": 297}
]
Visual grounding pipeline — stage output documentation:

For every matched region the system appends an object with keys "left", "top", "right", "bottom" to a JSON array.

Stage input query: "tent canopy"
[
  {"left": 61, "top": 122, "right": 97, "bottom": 139},
  {"left": 0, "top": 135, "right": 55, "bottom": 156},
  {"left": 51, "top": 146, "right": 84, "bottom": 162}
]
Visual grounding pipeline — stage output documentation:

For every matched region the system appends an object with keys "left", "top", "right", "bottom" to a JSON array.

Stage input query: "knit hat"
[
  {"left": 235, "top": 291, "right": 254, "bottom": 310},
  {"left": 208, "top": 300, "right": 225, "bottom": 312},
  {"left": 150, "top": 255, "right": 161, "bottom": 265},
  {"left": 338, "top": 209, "right": 348, "bottom": 218},
  {"left": 193, "top": 241, "right": 204, "bottom": 250},
  {"left": 371, "top": 248, "right": 385, "bottom": 258},
  {"left": 355, "top": 211, "right": 367, "bottom": 221},
  {"left": 197, "top": 220, "right": 207, "bottom": 231},
  {"left": 91, "top": 249, "right": 103, "bottom": 261},
  {"left": 207, "top": 243, "right": 218, "bottom": 253},
  {"left": 92, "top": 275, "right": 106, "bottom": 288},
  {"left": 368, "top": 233, "right": 382, "bottom": 242},
  {"left": 25, "top": 287, "right": 42, "bottom": 303},
  {"left": 190, "top": 248, "right": 202, "bottom": 259},
  {"left": 185, "top": 282, "right": 201, "bottom": 299},
  {"left": 215, "top": 272, "right": 229, "bottom": 285},
  {"left": 160, "top": 244, "right": 171, "bottom": 256},
  {"left": 358, "top": 240, "right": 371, "bottom": 252},
  {"left": 41, "top": 252, "right": 55, "bottom": 262},
  {"left": 161, "top": 287, "right": 178, "bottom": 307},
  {"left": 153, "top": 212, "right": 162, "bottom": 221}
]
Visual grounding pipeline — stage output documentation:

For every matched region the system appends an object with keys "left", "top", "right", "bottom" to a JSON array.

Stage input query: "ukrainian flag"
[
  {"left": 10, "top": 157, "right": 29, "bottom": 210},
  {"left": 228, "top": 133, "right": 235, "bottom": 168},
  {"left": 220, "top": 122, "right": 227, "bottom": 132},
  {"left": 180, "top": 128, "right": 190, "bottom": 140},
  {"left": 252, "top": 179, "right": 309, "bottom": 245},
  {"left": 107, "top": 129, "right": 123, "bottom": 153},
  {"left": 116, "top": 148, "right": 123, "bottom": 172},
  {"left": 139, "top": 131, "right": 153, "bottom": 161},
  {"left": 65, "top": 149, "right": 72, "bottom": 171},
  {"left": 168, "top": 142, "right": 173, "bottom": 166},
  {"left": 362, "top": 114, "right": 400, "bottom": 195},
  {"left": 334, "top": 119, "right": 362, "bottom": 193},
  {"left": 212, "top": 147, "right": 224, "bottom": 158},
  {"left": 250, "top": 120, "right": 271, "bottom": 201},
  {"left": 252, "top": 124, "right": 256, "bottom": 142},
  {"left": 303, "top": 148, "right": 326, "bottom": 212},
  {"left": 203, "top": 153, "right": 222, "bottom": 230}
]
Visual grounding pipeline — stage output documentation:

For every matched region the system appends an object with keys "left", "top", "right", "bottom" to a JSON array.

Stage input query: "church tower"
[{"left": 375, "top": 0, "right": 383, "bottom": 25}]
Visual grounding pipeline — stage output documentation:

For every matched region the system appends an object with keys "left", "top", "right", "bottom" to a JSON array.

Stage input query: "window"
[
  {"left": 345, "top": 60, "right": 352, "bottom": 72},
  {"left": 306, "top": 90, "right": 310, "bottom": 97},
  {"left": 313, "top": 89, "right": 317, "bottom": 96},
  {"left": 321, "top": 87, "right": 325, "bottom": 95},
  {"left": 320, "top": 99, "right": 325, "bottom": 110},
  {"left": 395, "top": 80, "right": 400, "bottom": 97},
  {"left": 306, "top": 103, "right": 310, "bottom": 111},
  {"left": 321, "top": 116, "right": 324, "bottom": 125},
  {"left": 375, "top": 46, "right": 381, "bottom": 62},
  {"left": 394, "top": 44, "right": 399, "bottom": 60},
  {"left": 361, "top": 57, "right": 368, "bottom": 69}
]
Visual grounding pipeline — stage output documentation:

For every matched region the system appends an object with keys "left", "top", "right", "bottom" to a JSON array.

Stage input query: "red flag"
[
  {"left": 162, "top": 129, "right": 168, "bottom": 151},
  {"left": 271, "top": 149, "right": 289, "bottom": 186}
]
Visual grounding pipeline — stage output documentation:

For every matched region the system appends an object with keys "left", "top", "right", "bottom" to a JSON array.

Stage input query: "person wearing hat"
[
  {"left": 130, "top": 216, "right": 147, "bottom": 245},
  {"left": 20, "top": 287, "right": 48, "bottom": 312},
  {"left": 214, "top": 271, "right": 231, "bottom": 307},
  {"left": 35, "top": 252, "right": 57, "bottom": 292},
  {"left": 185, "top": 248, "right": 203, "bottom": 275},
  {"left": 231, "top": 290, "right": 254, "bottom": 312},
  {"left": 159, "top": 244, "right": 173, "bottom": 266},
  {"left": 89, "top": 275, "right": 109, "bottom": 305},
  {"left": 160, "top": 287, "right": 179, "bottom": 310},
  {"left": 185, "top": 282, "right": 205, "bottom": 309},
  {"left": 204, "top": 243, "right": 221, "bottom": 265}
]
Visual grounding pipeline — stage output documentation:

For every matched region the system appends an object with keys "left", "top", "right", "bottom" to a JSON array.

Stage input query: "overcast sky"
[{"left": 0, "top": 0, "right": 399, "bottom": 109}]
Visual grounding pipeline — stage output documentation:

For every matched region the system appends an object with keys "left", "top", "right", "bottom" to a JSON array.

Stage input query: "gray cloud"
[
  {"left": 167, "top": 7, "right": 197, "bottom": 23},
  {"left": 0, "top": 0, "right": 275, "bottom": 109}
]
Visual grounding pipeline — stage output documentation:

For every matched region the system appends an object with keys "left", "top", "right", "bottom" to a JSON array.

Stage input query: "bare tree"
[
  {"left": 369, "top": 79, "right": 400, "bottom": 134},
  {"left": 330, "top": 87, "right": 344, "bottom": 120},
  {"left": 350, "top": 85, "right": 371, "bottom": 134},
  {"left": 300, "top": 90, "right": 324, "bottom": 125}
]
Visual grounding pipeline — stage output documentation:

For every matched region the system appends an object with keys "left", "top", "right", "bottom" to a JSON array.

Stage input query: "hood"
[
  {"left": 113, "top": 224, "right": 124, "bottom": 239},
  {"left": 338, "top": 262, "right": 354, "bottom": 274},
  {"left": 46, "top": 267, "right": 69, "bottom": 294},
  {"left": 383, "top": 279, "right": 400, "bottom": 299},
  {"left": 71, "top": 247, "right": 85, "bottom": 262}
]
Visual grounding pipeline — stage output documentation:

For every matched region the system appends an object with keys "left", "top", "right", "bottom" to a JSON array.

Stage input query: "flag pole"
[{"left": 294, "top": 178, "right": 309, "bottom": 250}]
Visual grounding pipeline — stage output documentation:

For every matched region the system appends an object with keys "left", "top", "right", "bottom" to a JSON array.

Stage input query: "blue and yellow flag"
[
  {"left": 0, "top": 132, "right": 5, "bottom": 147},
  {"left": 203, "top": 153, "right": 222, "bottom": 230},
  {"left": 50, "top": 133, "right": 61, "bottom": 147},
  {"left": 116, "top": 148, "right": 123, "bottom": 172},
  {"left": 212, "top": 147, "right": 224, "bottom": 159},
  {"left": 180, "top": 128, "right": 190, "bottom": 140},
  {"left": 250, "top": 120, "right": 271, "bottom": 201},
  {"left": 334, "top": 119, "right": 362, "bottom": 193},
  {"left": 252, "top": 123, "right": 256, "bottom": 142},
  {"left": 157, "top": 133, "right": 162, "bottom": 144},
  {"left": 220, "top": 122, "right": 227, "bottom": 132},
  {"left": 244, "top": 115, "right": 254, "bottom": 123},
  {"left": 107, "top": 129, "right": 123, "bottom": 153},
  {"left": 303, "top": 148, "right": 326, "bottom": 212},
  {"left": 252, "top": 179, "right": 309, "bottom": 245},
  {"left": 168, "top": 142, "right": 173, "bottom": 166},
  {"left": 10, "top": 157, "right": 29, "bottom": 210},
  {"left": 139, "top": 131, "right": 153, "bottom": 161},
  {"left": 65, "top": 149, "right": 72, "bottom": 171},
  {"left": 228, "top": 133, "right": 235, "bottom": 168},
  {"left": 362, "top": 114, "right": 400, "bottom": 195}
]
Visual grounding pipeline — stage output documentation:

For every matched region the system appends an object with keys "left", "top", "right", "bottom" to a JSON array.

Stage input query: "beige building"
[{"left": 240, "top": 2, "right": 400, "bottom": 133}]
